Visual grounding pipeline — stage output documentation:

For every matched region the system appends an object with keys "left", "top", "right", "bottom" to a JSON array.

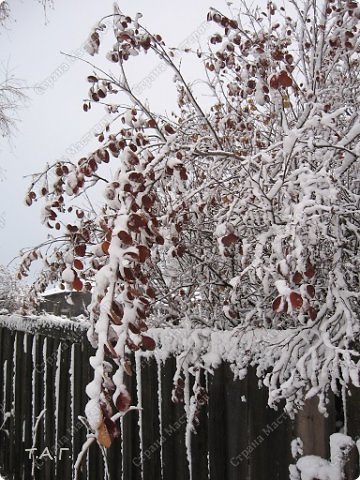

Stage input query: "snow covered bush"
[{"left": 20, "top": 0, "right": 360, "bottom": 447}]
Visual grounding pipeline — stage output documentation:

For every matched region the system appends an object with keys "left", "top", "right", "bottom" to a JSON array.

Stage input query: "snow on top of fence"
[
  {"left": 0, "top": 314, "right": 287, "bottom": 371},
  {"left": 135, "top": 326, "right": 291, "bottom": 381},
  {"left": 0, "top": 313, "right": 89, "bottom": 340}
]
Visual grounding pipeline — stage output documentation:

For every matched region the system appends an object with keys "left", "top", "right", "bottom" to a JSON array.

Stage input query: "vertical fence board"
[
  {"left": 107, "top": 430, "right": 122, "bottom": 480},
  {"left": 247, "top": 369, "right": 293, "bottom": 480},
  {"left": 208, "top": 363, "right": 227, "bottom": 480},
  {"left": 141, "top": 357, "right": 161, "bottom": 480},
  {"left": 43, "top": 335, "right": 58, "bottom": 479},
  {"left": 8, "top": 331, "right": 16, "bottom": 478},
  {"left": 56, "top": 341, "right": 73, "bottom": 480},
  {"left": 160, "top": 357, "right": 189, "bottom": 480},
  {"left": 83, "top": 339, "right": 104, "bottom": 480},
  {"left": 224, "top": 365, "right": 249, "bottom": 480},
  {"left": 72, "top": 340, "right": 89, "bottom": 480},
  {"left": 106, "top": 348, "right": 122, "bottom": 480},
  {"left": 0, "top": 327, "right": 12, "bottom": 475},
  {"left": 122, "top": 357, "right": 141, "bottom": 480},
  {"left": 15, "top": 332, "right": 33, "bottom": 480},
  {"left": 190, "top": 369, "right": 208, "bottom": 480},
  {"left": 32, "top": 335, "right": 46, "bottom": 480}
]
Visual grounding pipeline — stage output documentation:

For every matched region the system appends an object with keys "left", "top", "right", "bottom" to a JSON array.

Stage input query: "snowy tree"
[
  {"left": 0, "top": 265, "right": 24, "bottom": 313},
  {"left": 0, "top": 0, "right": 54, "bottom": 137},
  {"left": 20, "top": 0, "right": 360, "bottom": 447},
  {"left": 0, "top": 0, "right": 53, "bottom": 25},
  {"left": 0, "top": 72, "right": 27, "bottom": 137},
  {"left": 0, "top": 1, "right": 9, "bottom": 25}
]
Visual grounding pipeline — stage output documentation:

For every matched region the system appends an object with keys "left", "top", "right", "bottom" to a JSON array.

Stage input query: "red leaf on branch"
[
  {"left": 73, "top": 277, "right": 83, "bottom": 292},
  {"left": 118, "top": 231, "right": 133, "bottom": 245},
  {"left": 128, "top": 322, "right": 140, "bottom": 334},
  {"left": 142, "top": 194, "right": 154, "bottom": 210},
  {"left": 128, "top": 214, "right": 148, "bottom": 231},
  {"left": 308, "top": 307, "right": 318, "bottom": 321},
  {"left": 123, "top": 268, "right": 135, "bottom": 282},
  {"left": 292, "top": 272, "right": 303, "bottom": 284},
  {"left": 74, "top": 244, "right": 86, "bottom": 257},
  {"left": 164, "top": 124, "right": 176, "bottom": 135},
  {"left": 104, "top": 418, "right": 120, "bottom": 440},
  {"left": 289, "top": 292, "right": 303, "bottom": 309},
  {"left": 306, "top": 285, "right": 315, "bottom": 298},
  {"left": 128, "top": 172, "right": 145, "bottom": 183},
  {"left": 137, "top": 245, "right": 151, "bottom": 262},
  {"left": 115, "top": 388, "right": 131, "bottom": 412},
  {"left": 146, "top": 286, "right": 156, "bottom": 299},
  {"left": 277, "top": 70, "right": 293, "bottom": 87},
  {"left": 304, "top": 260, "right": 315, "bottom": 278},
  {"left": 140, "top": 335, "right": 156, "bottom": 351},
  {"left": 272, "top": 296, "right": 282, "bottom": 312},
  {"left": 179, "top": 167, "right": 188, "bottom": 180},
  {"left": 222, "top": 233, "right": 238, "bottom": 247},
  {"left": 73, "top": 259, "right": 84, "bottom": 270},
  {"left": 269, "top": 74, "right": 279, "bottom": 89}
]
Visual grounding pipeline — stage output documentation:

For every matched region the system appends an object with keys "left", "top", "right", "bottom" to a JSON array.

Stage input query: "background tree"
[
  {"left": 0, "top": 71, "right": 27, "bottom": 137},
  {"left": 20, "top": 0, "right": 360, "bottom": 447},
  {"left": 0, "top": 0, "right": 53, "bottom": 25},
  {"left": 0, "top": 265, "right": 24, "bottom": 313},
  {"left": 0, "top": 0, "right": 54, "bottom": 137}
]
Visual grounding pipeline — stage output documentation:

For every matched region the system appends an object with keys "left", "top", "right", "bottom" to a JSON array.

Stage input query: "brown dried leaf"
[
  {"left": 102, "top": 241, "right": 110, "bottom": 255},
  {"left": 97, "top": 420, "right": 112, "bottom": 448}
]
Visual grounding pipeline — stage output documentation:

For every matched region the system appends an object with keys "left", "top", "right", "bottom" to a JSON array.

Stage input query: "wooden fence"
[{"left": 0, "top": 314, "right": 359, "bottom": 480}]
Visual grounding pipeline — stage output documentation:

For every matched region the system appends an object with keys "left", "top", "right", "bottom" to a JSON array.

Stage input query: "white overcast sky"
[{"left": 0, "top": 0, "right": 264, "bottom": 275}]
